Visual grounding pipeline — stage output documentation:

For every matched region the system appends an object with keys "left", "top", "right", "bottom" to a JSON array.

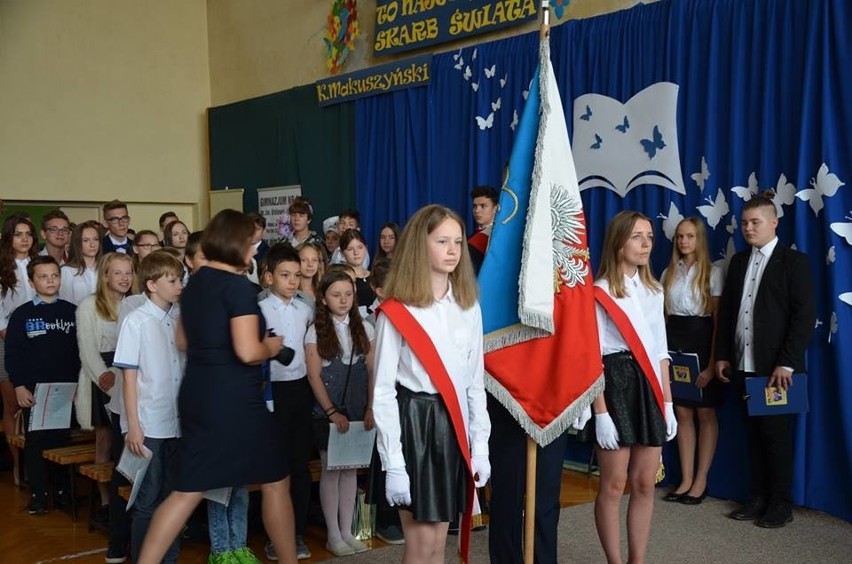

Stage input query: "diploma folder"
[
  {"left": 745, "top": 374, "right": 809, "bottom": 415},
  {"left": 668, "top": 351, "right": 702, "bottom": 402}
]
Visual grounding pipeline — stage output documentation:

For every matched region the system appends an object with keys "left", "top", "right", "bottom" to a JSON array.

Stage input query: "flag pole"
[{"left": 524, "top": 5, "right": 550, "bottom": 564}]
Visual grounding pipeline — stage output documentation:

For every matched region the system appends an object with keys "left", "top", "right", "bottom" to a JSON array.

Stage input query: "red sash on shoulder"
[
  {"left": 378, "top": 298, "right": 475, "bottom": 564},
  {"left": 594, "top": 287, "right": 665, "bottom": 415},
  {"left": 468, "top": 230, "right": 489, "bottom": 256}
]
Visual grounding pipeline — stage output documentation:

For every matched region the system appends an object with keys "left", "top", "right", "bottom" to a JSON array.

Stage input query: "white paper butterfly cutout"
[
  {"left": 691, "top": 156, "right": 710, "bottom": 191},
  {"left": 471, "top": 81, "right": 479, "bottom": 92},
  {"left": 484, "top": 65, "right": 496, "bottom": 78},
  {"left": 657, "top": 201, "right": 684, "bottom": 241},
  {"left": 731, "top": 172, "right": 759, "bottom": 201},
  {"left": 841, "top": 293, "right": 852, "bottom": 307},
  {"left": 829, "top": 213, "right": 852, "bottom": 245},
  {"left": 725, "top": 215, "right": 737, "bottom": 234},
  {"left": 828, "top": 311, "right": 838, "bottom": 344},
  {"left": 463, "top": 66, "right": 472, "bottom": 81},
  {"left": 796, "top": 163, "right": 845, "bottom": 216},
  {"left": 475, "top": 112, "right": 494, "bottom": 130},
  {"left": 713, "top": 237, "right": 737, "bottom": 274},
  {"left": 772, "top": 173, "right": 797, "bottom": 218},
  {"left": 697, "top": 188, "right": 729, "bottom": 229},
  {"left": 472, "top": 48, "right": 478, "bottom": 61},
  {"left": 826, "top": 245, "right": 836, "bottom": 265},
  {"left": 500, "top": 74, "right": 508, "bottom": 88},
  {"left": 491, "top": 98, "right": 502, "bottom": 112},
  {"left": 509, "top": 109, "right": 519, "bottom": 131}
]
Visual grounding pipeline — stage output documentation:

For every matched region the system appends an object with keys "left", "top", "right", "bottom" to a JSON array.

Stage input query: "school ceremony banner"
[{"left": 374, "top": 0, "right": 537, "bottom": 56}]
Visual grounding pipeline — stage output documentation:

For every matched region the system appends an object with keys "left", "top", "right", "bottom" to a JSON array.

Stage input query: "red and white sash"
[
  {"left": 593, "top": 287, "right": 665, "bottom": 415},
  {"left": 378, "top": 298, "right": 475, "bottom": 564}
]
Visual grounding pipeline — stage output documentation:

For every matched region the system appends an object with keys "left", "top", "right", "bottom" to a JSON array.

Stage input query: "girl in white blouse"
[
  {"left": 660, "top": 218, "right": 724, "bottom": 506},
  {"left": 372, "top": 205, "right": 490, "bottom": 564},
  {"left": 0, "top": 215, "right": 39, "bottom": 485},
  {"left": 60, "top": 220, "right": 101, "bottom": 305},
  {"left": 305, "top": 270, "right": 375, "bottom": 557},
  {"left": 75, "top": 252, "right": 134, "bottom": 544},
  {"left": 589, "top": 211, "right": 676, "bottom": 564}
]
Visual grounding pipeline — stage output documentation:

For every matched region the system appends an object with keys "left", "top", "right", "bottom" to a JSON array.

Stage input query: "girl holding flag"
[
  {"left": 584, "top": 210, "right": 677, "bottom": 564},
  {"left": 372, "top": 204, "right": 490, "bottom": 564}
]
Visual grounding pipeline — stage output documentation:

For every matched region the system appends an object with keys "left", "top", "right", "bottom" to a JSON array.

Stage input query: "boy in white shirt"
[
  {"left": 114, "top": 251, "right": 185, "bottom": 564},
  {"left": 258, "top": 243, "right": 314, "bottom": 560}
]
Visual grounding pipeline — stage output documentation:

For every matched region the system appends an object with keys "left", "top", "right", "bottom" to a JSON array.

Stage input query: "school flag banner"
[{"left": 478, "top": 37, "right": 602, "bottom": 446}]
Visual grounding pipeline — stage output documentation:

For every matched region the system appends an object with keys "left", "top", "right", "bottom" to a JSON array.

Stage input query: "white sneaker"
[
  {"left": 344, "top": 537, "right": 370, "bottom": 553},
  {"left": 325, "top": 539, "right": 355, "bottom": 557},
  {"left": 296, "top": 536, "right": 312, "bottom": 560}
]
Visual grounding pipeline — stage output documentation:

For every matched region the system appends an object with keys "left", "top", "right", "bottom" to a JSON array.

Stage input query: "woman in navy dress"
[{"left": 138, "top": 210, "right": 297, "bottom": 564}]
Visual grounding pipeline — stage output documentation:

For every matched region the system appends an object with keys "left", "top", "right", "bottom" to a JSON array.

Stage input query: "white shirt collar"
[
  {"left": 333, "top": 314, "right": 350, "bottom": 327},
  {"left": 141, "top": 295, "right": 177, "bottom": 321},
  {"left": 269, "top": 292, "right": 295, "bottom": 309},
  {"left": 108, "top": 234, "right": 129, "bottom": 246},
  {"left": 436, "top": 281, "right": 457, "bottom": 304},
  {"left": 753, "top": 236, "right": 779, "bottom": 258}
]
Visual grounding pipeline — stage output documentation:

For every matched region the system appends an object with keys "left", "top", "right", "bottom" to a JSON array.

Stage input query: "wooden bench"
[
  {"left": 5, "top": 429, "right": 95, "bottom": 450},
  {"left": 43, "top": 444, "right": 97, "bottom": 520},
  {"left": 80, "top": 463, "right": 114, "bottom": 532}
]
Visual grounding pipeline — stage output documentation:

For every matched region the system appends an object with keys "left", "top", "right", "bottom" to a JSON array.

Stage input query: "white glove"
[
  {"left": 265, "top": 400, "right": 274, "bottom": 413},
  {"left": 595, "top": 412, "right": 620, "bottom": 450},
  {"left": 385, "top": 467, "right": 411, "bottom": 507},
  {"left": 471, "top": 455, "right": 491, "bottom": 488},
  {"left": 572, "top": 406, "right": 592, "bottom": 431},
  {"left": 664, "top": 401, "right": 677, "bottom": 441}
]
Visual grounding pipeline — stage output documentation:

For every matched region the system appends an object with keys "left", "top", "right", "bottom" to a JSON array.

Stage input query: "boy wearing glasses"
[
  {"left": 6, "top": 256, "right": 80, "bottom": 515},
  {"left": 102, "top": 200, "right": 134, "bottom": 256},
  {"left": 39, "top": 210, "right": 71, "bottom": 265}
]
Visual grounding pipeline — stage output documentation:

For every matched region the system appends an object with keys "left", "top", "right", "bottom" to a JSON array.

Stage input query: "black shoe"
[
  {"left": 104, "top": 546, "right": 127, "bottom": 563},
  {"left": 680, "top": 488, "right": 709, "bottom": 505},
  {"left": 28, "top": 495, "right": 49, "bottom": 516},
  {"left": 756, "top": 505, "right": 793, "bottom": 528},
  {"left": 54, "top": 489, "right": 70, "bottom": 510},
  {"left": 729, "top": 497, "right": 766, "bottom": 520},
  {"left": 663, "top": 491, "right": 686, "bottom": 502}
]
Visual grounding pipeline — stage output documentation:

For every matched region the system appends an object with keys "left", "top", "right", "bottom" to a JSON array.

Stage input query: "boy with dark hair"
[
  {"left": 114, "top": 251, "right": 185, "bottom": 562},
  {"left": 286, "top": 197, "right": 323, "bottom": 248},
  {"left": 39, "top": 210, "right": 71, "bottom": 264},
  {"left": 258, "top": 243, "right": 314, "bottom": 560},
  {"left": 330, "top": 208, "right": 370, "bottom": 267},
  {"left": 102, "top": 200, "right": 134, "bottom": 255},
  {"left": 468, "top": 186, "right": 500, "bottom": 274},
  {"left": 6, "top": 256, "right": 80, "bottom": 515}
]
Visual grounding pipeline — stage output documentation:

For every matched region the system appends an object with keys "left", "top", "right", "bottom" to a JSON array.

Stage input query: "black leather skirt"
[{"left": 397, "top": 385, "right": 468, "bottom": 522}]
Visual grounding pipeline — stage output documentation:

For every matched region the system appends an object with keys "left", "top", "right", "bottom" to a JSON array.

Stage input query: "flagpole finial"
[{"left": 540, "top": 0, "right": 551, "bottom": 39}]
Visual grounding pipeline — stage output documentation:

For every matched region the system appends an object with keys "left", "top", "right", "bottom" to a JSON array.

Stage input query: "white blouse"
[
  {"left": 595, "top": 274, "right": 669, "bottom": 386},
  {"left": 0, "top": 258, "right": 34, "bottom": 331},
  {"left": 305, "top": 314, "right": 375, "bottom": 368},
  {"left": 372, "top": 286, "right": 490, "bottom": 471},
  {"left": 59, "top": 265, "right": 97, "bottom": 305},
  {"left": 661, "top": 262, "right": 724, "bottom": 317}
]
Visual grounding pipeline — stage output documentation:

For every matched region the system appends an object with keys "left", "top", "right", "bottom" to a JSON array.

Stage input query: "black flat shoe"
[
  {"left": 756, "top": 504, "right": 793, "bottom": 528},
  {"left": 663, "top": 491, "right": 686, "bottom": 502},
  {"left": 680, "top": 488, "right": 708, "bottom": 505}
]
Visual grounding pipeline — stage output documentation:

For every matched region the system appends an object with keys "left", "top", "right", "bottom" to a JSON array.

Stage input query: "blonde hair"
[
  {"left": 662, "top": 217, "right": 713, "bottom": 315},
  {"left": 596, "top": 210, "right": 661, "bottom": 298},
  {"left": 383, "top": 205, "right": 478, "bottom": 309},
  {"left": 94, "top": 253, "right": 136, "bottom": 321}
]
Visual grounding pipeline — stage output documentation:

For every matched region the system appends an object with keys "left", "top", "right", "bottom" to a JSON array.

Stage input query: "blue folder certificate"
[
  {"left": 668, "top": 351, "right": 702, "bottom": 402},
  {"left": 745, "top": 374, "right": 809, "bottom": 415}
]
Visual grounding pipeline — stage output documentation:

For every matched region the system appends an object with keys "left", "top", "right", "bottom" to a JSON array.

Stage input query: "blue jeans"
[
  {"left": 130, "top": 437, "right": 180, "bottom": 564},
  {"left": 207, "top": 487, "right": 250, "bottom": 554}
]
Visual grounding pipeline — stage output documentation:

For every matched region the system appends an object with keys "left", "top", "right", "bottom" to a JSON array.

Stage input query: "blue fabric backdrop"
[{"left": 355, "top": 0, "right": 851, "bottom": 521}]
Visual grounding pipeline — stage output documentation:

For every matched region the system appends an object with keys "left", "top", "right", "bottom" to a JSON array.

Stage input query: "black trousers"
[
  {"left": 736, "top": 371, "right": 793, "bottom": 508},
  {"left": 272, "top": 378, "right": 314, "bottom": 536},
  {"left": 108, "top": 412, "right": 131, "bottom": 553},
  {"left": 22, "top": 407, "right": 71, "bottom": 500},
  {"left": 487, "top": 394, "right": 568, "bottom": 564}
]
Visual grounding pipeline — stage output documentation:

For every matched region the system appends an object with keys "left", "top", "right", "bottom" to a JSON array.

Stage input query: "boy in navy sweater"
[{"left": 6, "top": 256, "right": 80, "bottom": 514}]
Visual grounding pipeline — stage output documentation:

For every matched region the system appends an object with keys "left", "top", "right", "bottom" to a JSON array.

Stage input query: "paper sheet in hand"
[
  {"left": 327, "top": 422, "right": 376, "bottom": 470},
  {"left": 746, "top": 374, "right": 809, "bottom": 415},
  {"left": 117, "top": 445, "right": 153, "bottom": 510},
  {"left": 668, "top": 351, "right": 702, "bottom": 402},
  {"left": 28, "top": 383, "right": 78, "bottom": 431}
]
